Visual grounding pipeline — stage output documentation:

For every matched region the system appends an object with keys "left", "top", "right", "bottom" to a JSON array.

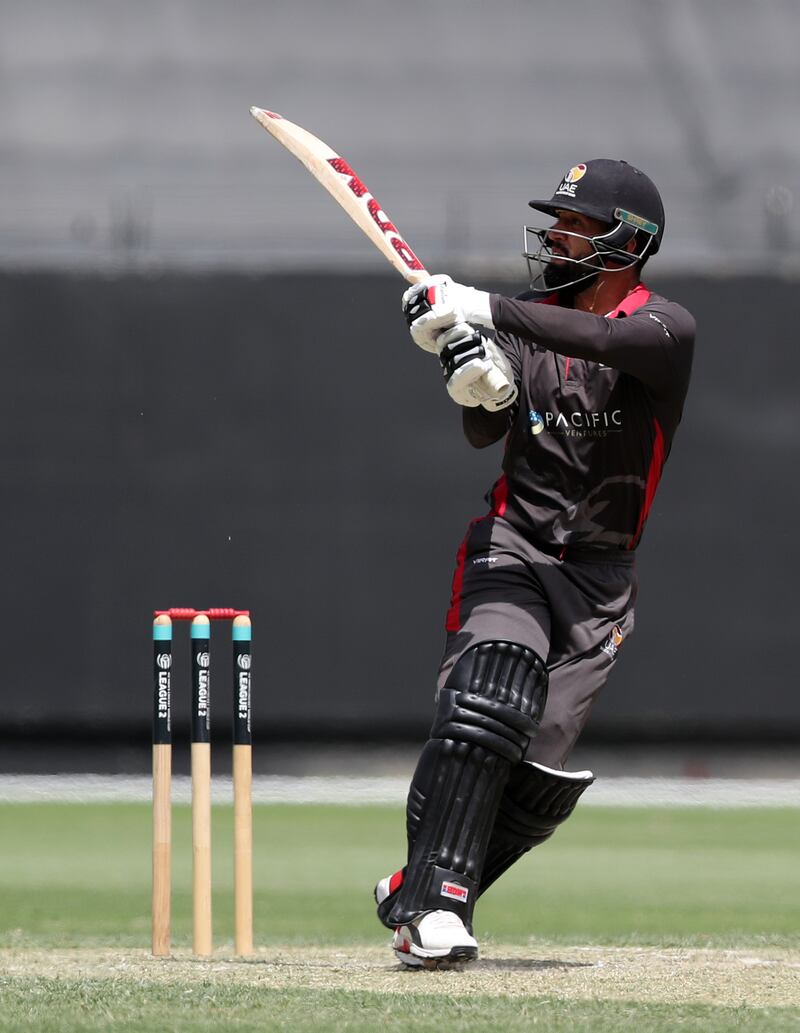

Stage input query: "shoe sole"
[{"left": 395, "top": 945, "right": 478, "bottom": 970}]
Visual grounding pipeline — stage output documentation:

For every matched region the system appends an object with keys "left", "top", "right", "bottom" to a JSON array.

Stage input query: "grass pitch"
[{"left": 1, "top": 802, "right": 799, "bottom": 1031}]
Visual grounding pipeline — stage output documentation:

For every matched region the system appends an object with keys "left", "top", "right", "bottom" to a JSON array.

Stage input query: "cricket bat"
[{"left": 249, "top": 107, "right": 509, "bottom": 395}]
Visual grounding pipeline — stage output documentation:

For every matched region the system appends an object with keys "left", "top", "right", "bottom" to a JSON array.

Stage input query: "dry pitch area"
[{"left": 4, "top": 944, "right": 799, "bottom": 1008}]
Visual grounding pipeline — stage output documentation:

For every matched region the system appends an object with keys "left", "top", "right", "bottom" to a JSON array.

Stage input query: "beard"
[{"left": 540, "top": 257, "right": 599, "bottom": 301}]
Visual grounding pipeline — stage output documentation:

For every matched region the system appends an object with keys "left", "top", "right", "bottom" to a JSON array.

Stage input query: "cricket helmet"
[{"left": 523, "top": 159, "right": 665, "bottom": 293}]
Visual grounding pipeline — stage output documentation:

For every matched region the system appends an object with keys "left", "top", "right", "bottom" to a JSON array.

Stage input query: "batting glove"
[
  {"left": 437, "top": 324, "right": 518, "bottom": 411},
  {"left": 402, "top": 274, "right": 494, "bottom": 354}
]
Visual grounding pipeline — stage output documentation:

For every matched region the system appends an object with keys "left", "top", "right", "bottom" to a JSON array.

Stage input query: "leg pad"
[
  {"left": 479, "top": 761, "right": 595, "bottom": 895},
  {"left": 383, "top": 642, "right": 548, "bottom": 929}
]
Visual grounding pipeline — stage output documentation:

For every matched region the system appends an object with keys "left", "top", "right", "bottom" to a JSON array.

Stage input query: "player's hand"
[
  {"left": 402, "top": 274, "right": 494, "bottom": 354},
  {"left": 437, "top": 324, "right": 518, "bottom": 411},
  {"left": 402, "top": 275, "right": 463, "bottom": 353}
]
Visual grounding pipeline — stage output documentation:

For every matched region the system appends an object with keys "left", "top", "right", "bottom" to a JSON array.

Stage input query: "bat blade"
[
  {"left": 250, "top": 106, "right": 427, "bottom": 284},
  {"left": 250, "top": 106, "right": 510, "bottom": 397}
]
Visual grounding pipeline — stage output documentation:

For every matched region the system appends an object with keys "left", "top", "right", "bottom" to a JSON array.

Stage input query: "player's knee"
[
  {"left": 527, "top": 712, "right": 579, "bottom": 770},
  {"left": 431, "top": 641, "right": 548, "bottom": 764}
]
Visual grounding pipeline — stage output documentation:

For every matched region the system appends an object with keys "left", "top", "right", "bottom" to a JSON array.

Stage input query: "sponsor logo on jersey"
[
  {"left": 555, "top": 163, "right": 587, "bottom": 198},
  {"left": 440, "top": 880, "right": 469, "bottom": 902},
  {"left": 528, "top": 406, "right": 624, "bottom": 439},
  {"left": 601, "top": 624, "right": 624, "bottom": 659},
  {"left": 472, "top": 555, "right": 498, "bottom": 566}
]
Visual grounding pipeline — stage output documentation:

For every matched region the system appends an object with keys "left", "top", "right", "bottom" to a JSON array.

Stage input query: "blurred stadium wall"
[{"left": 1, "top": 1, "right": 798, "bottom": 753}]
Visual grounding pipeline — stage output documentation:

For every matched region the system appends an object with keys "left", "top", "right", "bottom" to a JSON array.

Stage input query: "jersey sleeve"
[
  {"left": 461, "top": 405, "right": 511, "bottom": 448},
  {"left": 494, "top": 327, "right": 523, "bottom": 382},
  {"left": 491, "top": 294, "right": 695, "bottom": 393}
]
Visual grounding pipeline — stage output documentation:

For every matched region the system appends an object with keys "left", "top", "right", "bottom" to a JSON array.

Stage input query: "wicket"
[{"left": 152, "top": 607, "right": 253, "bottom": 957}]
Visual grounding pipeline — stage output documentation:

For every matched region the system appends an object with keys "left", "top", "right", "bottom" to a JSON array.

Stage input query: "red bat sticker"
[{"left": 327, "top": 157, "right": 424, "bottom": 272}]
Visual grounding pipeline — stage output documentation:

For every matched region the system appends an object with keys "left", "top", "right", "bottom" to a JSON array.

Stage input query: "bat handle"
[{"left": 482, "top": 364, "right": 513, "bottom": 397}]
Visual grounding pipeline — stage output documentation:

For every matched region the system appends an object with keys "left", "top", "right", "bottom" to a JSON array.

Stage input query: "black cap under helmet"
[{"left": 528, "top": 158, "right": 665, "bottom": 254}]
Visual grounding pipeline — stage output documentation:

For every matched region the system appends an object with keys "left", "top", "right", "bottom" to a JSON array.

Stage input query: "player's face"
[{"left": 546, "top": 210, "right": 610, "bottom": 263}]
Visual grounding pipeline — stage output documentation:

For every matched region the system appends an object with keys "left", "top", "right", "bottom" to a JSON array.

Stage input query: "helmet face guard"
[
  {"left": 522, "top": 211, "right": 657, "bottom": 294},
  {"left": 523, "top": 159, "right": 664, "bottom": 294}
]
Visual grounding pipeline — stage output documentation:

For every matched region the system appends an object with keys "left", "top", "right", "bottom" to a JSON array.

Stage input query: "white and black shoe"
[{"left": 391, "top": 910, "right": 478, "bottom": 969}]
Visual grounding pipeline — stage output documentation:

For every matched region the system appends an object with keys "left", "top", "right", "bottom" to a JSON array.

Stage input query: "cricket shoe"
[
  {"left": 374, "top": 869, "right": 404, "bottom": 921},
  {"left": 375, "top": 869, "right": 476, "bottom": 933},
  {"left": 392, "top": 910, "right": 478, "bottom": 969}
]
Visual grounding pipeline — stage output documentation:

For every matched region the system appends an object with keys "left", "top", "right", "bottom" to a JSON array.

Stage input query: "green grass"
[
  {"left": 1, "top": 803, "right": 798, "bottom": 949},
  {"left": 1, "top": 802, "right": 799, "bottom": 1032},
  {"left": 1, "top": 980, "right": 799, "bottom": 1033},
  {"left": 483, "top": 806, "right": 800, "bottom": 946}
]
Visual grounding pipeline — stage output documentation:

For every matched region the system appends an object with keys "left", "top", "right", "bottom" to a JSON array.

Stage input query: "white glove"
[
  {"left": 437, "top": 324, "right": 518, "bottom": 411},
  {"left": 402, "top": 274, "right": 495, "bottom": 354}
]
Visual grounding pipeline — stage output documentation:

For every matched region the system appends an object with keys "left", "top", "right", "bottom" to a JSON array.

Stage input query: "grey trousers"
[{"left": 437, "top": 515, "right": 637, "bottom": 769}]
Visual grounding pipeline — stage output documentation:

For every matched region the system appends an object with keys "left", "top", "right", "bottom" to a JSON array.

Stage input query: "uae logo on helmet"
[{"left": 556, "top": 163, "right": 587, "bottom": 198}]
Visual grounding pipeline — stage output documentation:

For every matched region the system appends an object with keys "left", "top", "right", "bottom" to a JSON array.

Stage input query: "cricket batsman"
[{"left": 374, "top": 159, "right": 695, "bottom": 967}]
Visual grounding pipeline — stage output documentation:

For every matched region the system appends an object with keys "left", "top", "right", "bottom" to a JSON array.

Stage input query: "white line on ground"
[{"left": 0, "top": 774, "right": 798, "bottom": 806}]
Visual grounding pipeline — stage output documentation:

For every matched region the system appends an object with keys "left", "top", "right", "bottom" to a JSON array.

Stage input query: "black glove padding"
[
  {"left": 438, "top": 326, "right": 487, "bottom": 380},
  {"left": 436, "top": 324, "right": 518, "bottom": 411}
]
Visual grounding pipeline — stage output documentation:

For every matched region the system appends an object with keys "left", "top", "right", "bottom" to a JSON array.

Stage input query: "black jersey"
[{"left": 463, "top": 284, "right": 695, "bottom": 551}]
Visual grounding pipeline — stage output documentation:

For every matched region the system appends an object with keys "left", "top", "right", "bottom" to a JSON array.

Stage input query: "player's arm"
[
  {"left": 400, "top": 274, "right": 693, "bottom": 392},
  {"left": 461, "top": 406, "right": 510, "bottom": 448},
  {"left": 491, "top": 295, "right": 695, "bottom": 391}
]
